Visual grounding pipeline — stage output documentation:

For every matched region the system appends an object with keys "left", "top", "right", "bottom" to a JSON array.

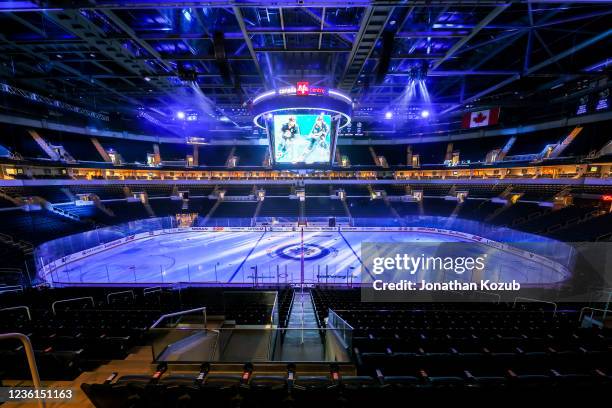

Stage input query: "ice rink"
[{"left": 42, "top": 230, "right": 569, "bottom": 286}]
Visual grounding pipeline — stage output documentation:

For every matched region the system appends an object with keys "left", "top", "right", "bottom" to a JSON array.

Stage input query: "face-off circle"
[{"left": 274, "top": 243, "right": 330, "bottom": 261}]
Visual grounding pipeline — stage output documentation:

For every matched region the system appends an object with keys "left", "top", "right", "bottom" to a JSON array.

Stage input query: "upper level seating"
[
  {"left": 57, "top": 203, "right": 116, "bottom": 225},
  {"left": 373, "top": 145, "right": 406, "bottom": 166},
  {"left": 0, "top": 195, "right": 16, "bottom": 208},
  {"left": 549, "top": 211, "right": 612, "bottom": 241},
  {"left": 506, "top": 129, "right": 564, "bottom": 157},
  {"left": 305, "top": 197, "right": 347, "bottom": 217},
  {"left": 136, "top": 184, "right": 174, "bottom": 197},
  {"left": 423, "top": 198, "right": 463, "bottom": 217},
  {"left": 0, "top": 121, "right": 609, "bottom": 170},
  {"left": 306, "top": 185, "right": 332, "bottom": 196},
  {"left": 517, "top": 205, "right": 595, "bottom": 234},
  {"left": 560, "top": 123, "right": 612, "bottom": 158},
  {"left": 234, "top": 146, "right": 267, "bottom": 166},
  {"left": 342, "top": 185, "right": 370, "bottom": 196},
  {"left": 457, "top": 200, "right": 503, "bottom": 220},
  {"left": 260, "top": 185, "right": 292, "bottom": 197},
  {"left": 411, "top": 142, "right": 447, "bottom": 165},
  {"left": 199, "top": 146, "right": 233, "bottom": 166},
  {"left": 98, "top": 137, "right": 153, "bottom": 164},
  {"left": 515, "top": 185, "right": 566, "bottom": 201},
  {"left": 459, "top": 184, "right": 507, "bottom": 198},
  {"left": 347, "top": 198, "right": 393, "bottom": 217},
  {"left": 572, "top": 185, "right": 611, "bottom": 195},
  {"left": 41, "top": 131, "right": 102, "bottom": 162},
  {"left": 0, "top": 209, "right": 87, "bottom": 244},
  {"left": 3, "top": 186, "right": 71, "bottom": 203},
  {"left": 489, "top": 202, "right": 543, "bottom": 226},
  {"left": 148, "top": 198, "right": 183, "bottom": 216},
  {"left": 416, "top": 184, "right": 453, "bottom": 196},
  {"left": 213, "top": 201, "right": 257, "bottom": 218},
  {"left": 391, "top": 201, "right": 421, "bottom": 216},
  {"left": 175, "top": 185, "right": 214, "bottom": 197},
  {"left": 0, "top": 184, "right": 606, "bottom": 243},
  {"left": 384, "top": 185, "right": 408, "bottom": 196},
  {"left": 159, "top": 143, "right": 191, "bottom": 162},
  {"left": 451, "top": 136, "right": 506, "bottom": 163},
  {"left": 0, "top": 126, "right": 48, "bottom": 159},
  {"left": 224, "top": 185, "right": 255, "bottom": 196},
  {"left": 342, "top": 146, "right": 375, "bottom": 166},
  {"left": 259, "top": 198, "right": 299, "bottom": 218},
  {"left": 68, "top": 185, "right": 127, "bottom": 200},
  {"left": 187, "top": 197, "right": 218, "bottom": 215},
  {"left": 103, "top": 201, "right": 151, "bottom": 223}
]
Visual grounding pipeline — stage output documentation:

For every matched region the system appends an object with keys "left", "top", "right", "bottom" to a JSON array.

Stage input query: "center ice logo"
[{"left": 274, "top": 243, "right": 331, "bottom": 260}]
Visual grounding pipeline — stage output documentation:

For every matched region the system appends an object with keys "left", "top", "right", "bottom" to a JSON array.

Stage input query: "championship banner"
[{"left": 461, "top": 107, "right": 500, "bottom": 128}]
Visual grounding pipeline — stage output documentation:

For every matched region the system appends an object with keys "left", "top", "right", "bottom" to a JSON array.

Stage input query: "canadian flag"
[{"left": 462, "top": 107, "right": 500, "bottom": 129}]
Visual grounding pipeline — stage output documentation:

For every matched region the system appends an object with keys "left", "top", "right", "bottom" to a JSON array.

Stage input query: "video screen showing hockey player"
[{"left": 273, "top": 114, "right": 332, "bottom": 164}]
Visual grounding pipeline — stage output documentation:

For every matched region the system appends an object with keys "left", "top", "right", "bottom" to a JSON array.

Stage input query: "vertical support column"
[
  {"left": 406, "top": 145, "right": 412, "bottom": 167},
  {"left": 445, "top": 143, "right": 454, "bottom": 162},
  {"left": 153, "top": 143, "right": 162, "bottom": 164},
  {"left": 192, "top": 145, "right": 199, "bottom": 166}
]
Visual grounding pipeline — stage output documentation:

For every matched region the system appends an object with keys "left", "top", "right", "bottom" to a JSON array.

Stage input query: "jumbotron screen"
[{"left": 272, "top": 114, "right": 332, "bottom": 164}]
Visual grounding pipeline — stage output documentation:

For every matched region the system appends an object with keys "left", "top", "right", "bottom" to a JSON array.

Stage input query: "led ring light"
[{"left": 251, "top": 84, "right": 353, "bottom": 129}]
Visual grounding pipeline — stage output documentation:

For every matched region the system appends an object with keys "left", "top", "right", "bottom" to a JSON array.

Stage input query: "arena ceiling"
[{"left": 0, "top": 1, "right": 610, "bottom": 139}]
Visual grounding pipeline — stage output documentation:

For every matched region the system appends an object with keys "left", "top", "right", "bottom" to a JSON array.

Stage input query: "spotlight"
[
  {"left": 176, "top": 111, "right": 186, "bottom": 120},
  {"left": 384, "top": 111, "right": 393, "bottom": 120},
  {"left": 144, "top": 76, "right": 151, "bottom": 82},
  {"left": 421, "top": 110, "right": 430, "bottom": 118},
  {"left": 177, "top": 66, "right": 198, "bottom": 82},
  {"left": 219, "top": 116, "right": 230, "bottom": 122}
]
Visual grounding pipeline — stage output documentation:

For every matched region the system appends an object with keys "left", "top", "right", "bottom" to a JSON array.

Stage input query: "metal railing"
[
  {"left": 51, "top": 296, "right": 95, "bottom": 315},
  {"left": 579, "top": 307, "right": 610, "bottom": 325},
  {"left": 150, "top": 307, "right": 207, "bottom": 330},
  {"left": 327, "top": 308, "right": 354, "bottom": 350},
  {"left": 106, "top": 290, "right": 135, "bottom": 304},
  {"left": 0, "top": 284, "right": 24, "bottom": 293},
  {"left": 0, "top": 305, "right": 32, "bottom": 320},
  {"left": 150, "top": 327, "right": 352, "bottom": 363},
  {"left": 0, "top": 333, "right": 44, "bottom": 408},
  {"left": 513, "top": 296, "right": 558, "bottom": 316},
  {"left": 143, "top": 286, "right": 162, "bottom": 296}
]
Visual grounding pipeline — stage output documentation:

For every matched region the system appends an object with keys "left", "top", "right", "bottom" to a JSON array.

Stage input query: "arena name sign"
[{"left": 278, "top": 82, "right": 327, "bottom": 96}]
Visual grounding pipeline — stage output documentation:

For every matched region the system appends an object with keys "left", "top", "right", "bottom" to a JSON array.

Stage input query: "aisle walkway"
[{"left": 280, "top": 290, "right": 324, "bottom": 361}]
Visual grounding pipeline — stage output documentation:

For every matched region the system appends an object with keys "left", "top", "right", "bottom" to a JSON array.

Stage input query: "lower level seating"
[{"left": 81, "top": 363, "right": 612, "bottom": 407}]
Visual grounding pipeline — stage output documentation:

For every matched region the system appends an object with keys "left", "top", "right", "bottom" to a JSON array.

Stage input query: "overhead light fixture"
[
  {"left": 176, "top": 111, "right": 186, "bottom": 120},
  {"left": 384, "top": 111, "right": 393, "bottom": 120},
  {"left": 144, "top": 76, "right": 151, "bottom": 82},
  {"left": 421, "top": 110, "right": 430, "bottom": 118}
]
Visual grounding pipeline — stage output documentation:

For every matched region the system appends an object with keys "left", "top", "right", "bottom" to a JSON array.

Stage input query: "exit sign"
[{"left": 296, "top": 82, "right": 309, "bottom": 96}]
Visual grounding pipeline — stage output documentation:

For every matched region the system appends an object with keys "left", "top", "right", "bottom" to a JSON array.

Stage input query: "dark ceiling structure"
[{"left": 0, "top": 1, "right": 610, "bottom": 140}]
